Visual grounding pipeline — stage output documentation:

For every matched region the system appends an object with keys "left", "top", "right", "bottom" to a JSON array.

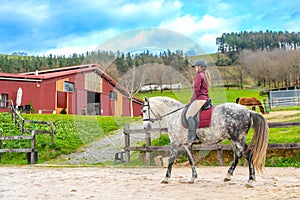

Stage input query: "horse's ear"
[{"left": 144, "top": 96, "right": 148, "bottom": 102}]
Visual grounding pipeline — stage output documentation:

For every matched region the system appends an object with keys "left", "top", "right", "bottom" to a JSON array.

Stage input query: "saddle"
[{"left": 181, "top": 99, "right": 214, "bottom": 129}]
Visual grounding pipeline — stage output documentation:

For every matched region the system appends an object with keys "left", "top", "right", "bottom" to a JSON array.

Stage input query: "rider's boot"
[{"left": 187, "top": 116, "right": 199, "bottom": 144}]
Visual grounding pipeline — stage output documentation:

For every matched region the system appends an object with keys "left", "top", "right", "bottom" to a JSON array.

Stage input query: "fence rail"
[
  {"left": 0, "top": 130, "right": 36, "bottom": 164},
  {"left": 268, "top": 122, "right": 300, "bottom": 128},
  {"left": 10, "top": 104, "right": 55, "bottom": 144},
  {"left": 123, "top": 123, "right": 300, "bottom": 166}
]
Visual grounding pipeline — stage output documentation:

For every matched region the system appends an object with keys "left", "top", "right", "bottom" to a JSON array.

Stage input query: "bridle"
[{"left": 142, "top": 100, "right": 185, "bottom": 123}]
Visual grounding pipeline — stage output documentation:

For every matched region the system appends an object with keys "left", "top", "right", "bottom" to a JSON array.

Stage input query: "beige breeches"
[{"left": 186, "top": 100, "right": 206, "bottom": 118}]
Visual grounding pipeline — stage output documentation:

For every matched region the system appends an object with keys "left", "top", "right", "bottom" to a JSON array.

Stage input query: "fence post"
[
  {"left": 30, "top": 130, "right": 36, "bottom": 164},
  {"left": 124, "top": 124, "right": 130, "bottom": 164},
  {"left": 22, "top": 119, "right": 25, "bottom": 134},
  {"left": 0, "top": 131, "right": 2, "bottom": 162},
  {"left": 145, "top": 131, "right": 151, "bottom": 166},
  {"left": 50, "top": 122, "right": 55, "bottom": 144}
]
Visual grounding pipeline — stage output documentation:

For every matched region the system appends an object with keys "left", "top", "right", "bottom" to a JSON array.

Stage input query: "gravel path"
[{"left": 49, "top": 122, "right": 162, "bottom": 165}]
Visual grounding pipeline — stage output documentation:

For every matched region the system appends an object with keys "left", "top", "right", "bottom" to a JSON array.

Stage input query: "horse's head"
[
  {"left": 142, "top": 97, "right": 164, "bottom": 130},
  {"left": 142, "top": 96, "right": 184, "bottom": 131},
  {"left": 142, "top": 97, "right": 153, "bottom": 130},
  {"left": 142, "top": 97, "right": 151, "bottom": 130}
]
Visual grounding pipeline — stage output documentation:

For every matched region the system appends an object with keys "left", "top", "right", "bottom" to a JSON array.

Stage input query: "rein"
[{"left": 143, "top": 102, "right": 186, "bottom": 123}]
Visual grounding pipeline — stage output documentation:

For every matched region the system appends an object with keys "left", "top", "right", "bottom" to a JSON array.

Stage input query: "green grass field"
[{"left": 136, "top": 87, "right": 264, "bottom": 104}]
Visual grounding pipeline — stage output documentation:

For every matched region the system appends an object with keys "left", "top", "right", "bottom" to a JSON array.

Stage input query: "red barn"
[{"left": 0, "top": 64, "right": 143, "bottom": 116}]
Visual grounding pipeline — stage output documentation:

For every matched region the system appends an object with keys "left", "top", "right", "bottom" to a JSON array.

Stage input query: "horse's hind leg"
[
  {"left": 161, "top": 143, "right": 180, "bottom": 184},
  {"left": 245, "top": 150, "right": 256, "bottom": 188},
  {"left": 224, "top": 142, "right": 244, "bottom": 182}
]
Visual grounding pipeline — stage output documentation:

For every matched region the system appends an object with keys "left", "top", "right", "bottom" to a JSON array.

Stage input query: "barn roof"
[
  {"left": 0, "top": 64, "right": 114, "bottom": 83},
  {"left": 260, "top": 86, "right": 299, "bottom": 96},
  {"left": 0, "top": 64, "right": 143, "bottom": 103},
  {"left": 0, "top": 71, "right": 43, "bottom": 82}
]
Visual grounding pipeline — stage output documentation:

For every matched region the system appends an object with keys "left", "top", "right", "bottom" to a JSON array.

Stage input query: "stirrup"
[{"left": 187, "top": 135, "right": 199, "bottom": 144}]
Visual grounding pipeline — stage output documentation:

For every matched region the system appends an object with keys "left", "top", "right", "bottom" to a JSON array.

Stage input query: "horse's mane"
[{"left": 149, "top": 96, "right": 184, "bottom": 108}]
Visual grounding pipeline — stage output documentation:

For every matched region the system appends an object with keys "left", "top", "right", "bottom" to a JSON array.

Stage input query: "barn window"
[
  {"left": 64, "top": 81, "right": 74, "bottom": 93},
  {"left": 110, "top": 91, "right": 117, "bottom": 100},
  {"left": 0, "top": 93, "right": 8, "bottom": 108}
]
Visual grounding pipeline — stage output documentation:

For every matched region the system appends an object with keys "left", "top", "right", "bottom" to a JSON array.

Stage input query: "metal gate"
[{"left": 269, "top": 89, "right": 300, "bottom": 107}]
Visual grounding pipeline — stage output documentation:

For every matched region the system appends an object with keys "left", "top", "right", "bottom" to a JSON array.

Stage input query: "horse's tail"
[
  {"left": 235, "top": 98, "right": 240, "bottom": 104},
  {"left": 247, "top": 111, "right": 269, "bottom": 173}
]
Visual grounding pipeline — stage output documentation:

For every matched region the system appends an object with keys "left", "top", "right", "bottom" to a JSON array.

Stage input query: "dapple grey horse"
[{"left": 142, "top": 96, "right": 268, "bottom": 187}]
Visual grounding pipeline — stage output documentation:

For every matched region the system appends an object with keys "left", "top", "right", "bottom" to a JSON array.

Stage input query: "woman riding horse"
[{"left": 186, "top": 59, "right": 211, "bottom": 143}]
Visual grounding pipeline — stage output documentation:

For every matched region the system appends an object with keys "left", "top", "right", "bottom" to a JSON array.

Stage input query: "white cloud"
[
  {"left": 159, "top": 14, "right": 237, "bottom": 53},
  {"left": 69, "top": 0, "right": 182, "bottom": 23},
  {"left": 159, "top": 15, "right": 198, "bottom": 35},
  {"left": 0, "top": 1, "right": 50, "bottom": 23},
  {"left": 160, "top": 14, "right": 233, "bottom": 34},
  {"left": 197, "top": 33, "right": 219, "bottom": 53},
  {"left": 40, "top": 28, "right": 120, "bottom": 56},
  {"left": 284, "top": 20, "right": 300, "bottom": 32},
  {"left": 118, "top": 0, "right": 182, "bottom": 15}
]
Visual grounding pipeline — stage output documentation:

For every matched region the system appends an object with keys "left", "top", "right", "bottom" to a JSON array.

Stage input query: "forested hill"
[
  {"left": 216, "top": 30, "right": 300, "bottom": 52},
  {"left": 0, "top": 50, "right": 190, "bottom": 76}
]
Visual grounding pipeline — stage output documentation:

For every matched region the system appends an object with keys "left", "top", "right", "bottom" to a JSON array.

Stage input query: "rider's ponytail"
[{"left": 203, "top": 69, "right": 211, "bottom": 88}]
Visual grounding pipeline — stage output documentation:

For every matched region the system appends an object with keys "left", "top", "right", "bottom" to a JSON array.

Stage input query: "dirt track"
[
  {"left": 264, "top": 110, "right": 300, "bottom": 122},
  {"left": 0, "top": 165, "right": 299, "bottom": 200}
]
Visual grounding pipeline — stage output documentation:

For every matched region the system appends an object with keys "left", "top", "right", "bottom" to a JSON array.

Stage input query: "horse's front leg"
[
  {"left": 184, "top": 145, "right": 197, "bottom": 184},
  {"left": 161, "top": 143, "right": 180, "bottom": 184}
]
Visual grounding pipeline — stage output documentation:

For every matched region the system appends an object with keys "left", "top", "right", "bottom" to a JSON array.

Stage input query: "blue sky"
[{"left": 0, "top": 0, "right": 299, "bottom": 56}]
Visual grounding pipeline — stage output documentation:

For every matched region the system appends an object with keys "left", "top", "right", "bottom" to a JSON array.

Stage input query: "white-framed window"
[{"left": 0, "top": 93, "right": 8, "bottom": 108}]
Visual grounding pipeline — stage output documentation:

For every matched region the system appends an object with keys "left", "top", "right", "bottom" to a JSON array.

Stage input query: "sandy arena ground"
[{"left": 0, "top": 165, "right": 299, "bottom": 200}]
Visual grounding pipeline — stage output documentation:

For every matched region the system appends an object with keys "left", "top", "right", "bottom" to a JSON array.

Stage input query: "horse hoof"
[
  {"left": 161, "top": 178, "right": 169, "bottom": 184},
  {"left": 223, "top": 173, "right": 232, "bottom": 182},
  {"left": 245, "top": 180, "right": 254, "bottom": 188},
  {"left": 188, "top": 177, "right": 196, "bottom": 184}
]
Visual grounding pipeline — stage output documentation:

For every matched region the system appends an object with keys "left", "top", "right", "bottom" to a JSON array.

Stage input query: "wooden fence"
[
  {"left": 123, "top": 122, "right": 300, "bottom": 166},
  {"left": 11, "top": 103, "right": 55, "bottom": 144},
  {"left": 0, "top": 99, "right": 55, "bottom": 164},
  {"left": 0, "top": 130, "right": 36, "bottom": 164}
]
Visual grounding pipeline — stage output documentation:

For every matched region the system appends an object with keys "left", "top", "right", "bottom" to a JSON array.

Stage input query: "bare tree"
[
  {"left": 239, "top": 49, "right": 300, "bottom": 88},
  {"left": 289, "top": 50, "right": 300, "bottom": 87},
  {"left": 223, "top": 50, "right": 250, "bottom": 89},
  {"left": 118, "top": 65, "right": 146, "bottom": 116},
  {"left": 241, "top": 50, "right": 272, "bottom": 87}
]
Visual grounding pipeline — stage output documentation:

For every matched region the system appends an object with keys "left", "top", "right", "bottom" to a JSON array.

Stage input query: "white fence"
[
  {"left": 140, "top": 83, "right": 182, "bottom": 92},
  {"left": 269, "top": 89, "right": 300, "bottom": 108}
]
